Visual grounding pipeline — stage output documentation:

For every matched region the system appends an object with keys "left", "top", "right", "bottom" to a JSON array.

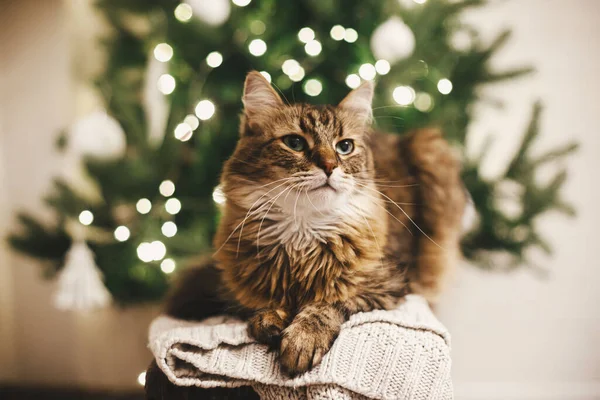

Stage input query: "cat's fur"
[{"left": 145, "top": 72, "right": 465, "bottom": 399}]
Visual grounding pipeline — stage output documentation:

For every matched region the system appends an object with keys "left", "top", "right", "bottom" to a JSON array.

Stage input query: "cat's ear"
[
  {"left": 242, "top": 71, "right": 284, "bottom": 120},
  {"left": 338, "top": 80, "right": 374, "bottom": 125}
]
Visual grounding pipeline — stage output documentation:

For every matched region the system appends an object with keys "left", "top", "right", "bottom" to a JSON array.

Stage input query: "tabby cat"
[{"left": 145, "top": 71, "right": 465, "bottom": 398}]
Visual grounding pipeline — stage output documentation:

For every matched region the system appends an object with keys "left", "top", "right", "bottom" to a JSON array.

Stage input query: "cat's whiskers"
[
  {"left": 357, "top": 189, "right": 413, "bottom": 235},
  {"left": 256, "top": 183, "right": 298, "bottom": 257},
  {"left": 304, "top": 187, "right": 326, "bottom": 217},
  {"left": 355, "top": 182, "right": 444, "bottom": 249}
]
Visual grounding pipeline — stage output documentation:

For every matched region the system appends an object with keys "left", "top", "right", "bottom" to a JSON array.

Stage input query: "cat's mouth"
[{"left": 313, "top": 181, "right": 337, "bottom": 192}]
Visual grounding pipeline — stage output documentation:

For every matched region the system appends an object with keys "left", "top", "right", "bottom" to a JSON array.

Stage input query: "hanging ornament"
[
  {"left": 54, "top": 240, "right": 111, "bottom": 311},
  {"left": 370, "top": 17, "right": 415, "bottom": 64},
  {"left": 69, "top": 110, "right": 126, "bottom": 160},
  {"left": 187, "top": 0, "right": 231, "bottom": 26},
  {"left": 143, "top": 55, "right": 170, "bottom": 147}
]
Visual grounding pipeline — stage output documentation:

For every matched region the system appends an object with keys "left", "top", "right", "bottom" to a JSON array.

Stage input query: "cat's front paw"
[
  {"left": 279, "top": 321, "right": 335, "bottom": 376},
  {"left": 248, "top": 309, "right": 287, "bottom": 349}
]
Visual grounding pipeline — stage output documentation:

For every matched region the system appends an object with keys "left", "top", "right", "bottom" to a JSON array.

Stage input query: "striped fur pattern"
[{"left": 212, "top": 71, "right": 466, "bottom": 375}]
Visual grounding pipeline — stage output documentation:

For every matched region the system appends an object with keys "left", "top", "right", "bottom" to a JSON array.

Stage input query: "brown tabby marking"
[{"left": 210, "top": 72, "right": 466, "bottom": 375}]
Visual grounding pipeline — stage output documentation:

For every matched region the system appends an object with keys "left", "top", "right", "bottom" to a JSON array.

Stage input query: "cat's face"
[{"left": 221, "top": 71, "right": 376, "bottom": 215}]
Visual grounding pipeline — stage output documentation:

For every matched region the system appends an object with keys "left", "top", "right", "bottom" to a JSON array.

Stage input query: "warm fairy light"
[
  {"left": 260, "top": 71, "right": 271, "bottom": 82},
  {"left": 114, "top": 226, "right": 131, "bottom": 242},
  {"left": 174, "top": 122, "right": 193, "bottom": 141},
  {"left": 137, "top": 242, "right": 153, "bottom": 263},
  {"left": 282, "top": 59, "right": 300, "bottom": 76},
  {"left": 153, "top": 43, "right": 173, "bottom": 62},
  {"left": 248, "top": 39, "right": 267, "bottom": 56},
  {"left": 159, "top": 180, "right": 175, "bottom": 197},
  {"left": 174, "top": 4, "right": 193, "bottom": 22},
  {"left": 298, "top": 27, "right": 315, "bottom": 43},
  {"left": 161, "top": 258, "right": 176, "bottom": 274},
  {"left": 161, "top": 221, "right": 178, "bottom": 238},
  {"left": 157, "top": 74, "right": 176, "bottom": 95},
  {"left": 165, "top": 198, "right": 182, "bottom": 215},
  {"left": 232, "top": 0, "right": 251, "bottom": 6},
  {"left": 289, "top": 67, "right": 305, "bottom": 82},
  {"left": 212, "top": 186, "right": 226, "bottom": 204},
  {"left": 304, "top": 40, "right": 322, "bottom": 56},
  {"left": 250, "top": 20, "right": 266, "bottom": 35},
  {"left": 206, "top": 51, "right": 223, "bottom": 68},
  {"left": 375, "top": 59, "right": 391, "bottom": 75},
  {"left": 151, "top": 240, "right": 167, "bottom": 261},
  {"left": 437, "top": 78, "right": 453, "bottom": 95},
  {"left": 195, "top": 100, "right": 215, "bottom": 120},
  {"left": 304, "top": 79, "right": 323, "bottom": 96},
  {"left": 414, "top": 92, "right": 434, "bottom": 112},
  {"left": 330, "top": 25, "right": 345, "bottom": 41},
  {"left": 414, "top": 0, "right": 427, "bottom": 4},
  {"left": 136, "top": 198, "right": 152, "bottom": 214},
  {"left": 345, "top": 74, "right": 361, "bottom": 89},
  {"left": 137, "top": 372, "right": 146, "bottom": 386},
  {"left": 184, "top": 114, "right": 199, "bottom": 130},
  {"left": 79, "top": 210, "right": 94, "bottom": 226},
  {"left": 393, "top": 86, "right": 416, "bottom": 106},
  {"left": 359, "top": 63, "right": 376, "bottom": 80},
  {"left": 344, "top": 28, "right": 358, "bottom": 43}
]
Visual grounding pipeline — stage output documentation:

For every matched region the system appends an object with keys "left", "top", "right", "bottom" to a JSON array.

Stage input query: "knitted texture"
[{"left": 149, "top": 295, "right": 453, "bottom": 400}]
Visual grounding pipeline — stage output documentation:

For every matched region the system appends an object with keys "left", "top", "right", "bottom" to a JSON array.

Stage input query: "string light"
[
  {"left": 136, "top": 198, "right": 152, "bottom": 214},
  {"left": 165, "top": 198, "right": 182, "bottom": 215},
  {"left": 184, "top": 114, "right": 200, "bottom": 130},
  {"left": 137, "top": 242, "right": 153, "bottom": 262},
  {"left": 344, "top": 28, "right": 358, "bottom": 43},
  {"left": 282, "top": 59, "right": 301, "bottom": 76},
  {"left": 157, "top": 74, "right": 176, "bottom": 95},
  {"left": 414, "top": 92, "right": 434, "bottom": 112},
  {"left": 212, "top": 186, "right": 226, "bottom": 204},
  {"left": 161, "top": 258, "right": 176, "bottom": 274},
  {"left": 330, "top": 25, "right": 345, "bottom": 41},
  {"left": 375, "top": 59, "right": 391, "bottom": 75},
  {"left": 304, "top": 40, "right": 322, "bottom": 56},
  {"left": 174, "top": 123, "right": 193, "bottom": 141},
  {"left": 195, "top": 100, "right": 215, "bottom": 120},
  {"left": 304, "top": 79, "right": 323, "bottom": 96},
  {"left": 79, "top": 210, "right": 94, "bottom": 226},
  {"left": 259, "top": 71, "right": 271, "bottom": 82},
  {"left": 298, "top": 27, "right": 315, "bottom": 43},
  {"left": 250, "top": 20, "right": 266, "bottom": 35},
  {"left": 393, "top": 86, "right": 416, "bottom": 106},
  {"left": 414, "top": 0, "right": 427, "bottom": 4},
  {"left": 289, "top": 67, "right": 305, "bottom": 82},
  {"left": 114, "top": 226, "right": 131, "bottom": 242},
  {"left": 159, "top": 180, "right": 175, "bottom": 197},
  {"left": 153, "top": 43, "right": 173, "bottom": 62},
  {"left": 437, "top": 78, "right": 453, "bottom": 95},
  {"left": 358, "top": 63, "right": 376, "bottom": 80},
  {"left": 150, "top": 240, "right": 167, "bottom": 261},
  {"left": 174, "top": 4, "right": 193, "bottom": 22},
  {"left": 206, "top": 51, "right": 223, "bottom": 68},
  {"left": 137, "top": 372, "right": 146, "bottom": 386},
  {"left": 248, "top": 39, "right": 267, "bottom": 56},
  {"left": 345, "top": 74, "right": 361, "bottom": 89},
  {"left": 232, "top": 0, "right": 251, "bottom": 6},
  {"left": 161, "top": 221, "right": 178, "bottom": 238}
]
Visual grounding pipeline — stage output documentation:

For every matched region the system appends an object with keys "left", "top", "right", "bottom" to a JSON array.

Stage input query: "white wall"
[{"left": 438, "top": 1, "right": 600, "bottom": 399}]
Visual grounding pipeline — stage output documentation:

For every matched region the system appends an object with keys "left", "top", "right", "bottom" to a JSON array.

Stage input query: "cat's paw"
[
  {"left": 248, "top": 309, "right": 287, "bottom": 349},
  {"left": 279, "top": 322, "right": 333, "bottom": 376}
]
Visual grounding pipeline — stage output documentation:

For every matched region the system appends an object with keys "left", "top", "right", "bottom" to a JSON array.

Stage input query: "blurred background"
[{"left": 0, "top": 0, "right": 598, "bottom": 399}]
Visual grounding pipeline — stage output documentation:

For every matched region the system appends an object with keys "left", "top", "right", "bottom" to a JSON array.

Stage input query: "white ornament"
[
  {"left": 450, "top": 30, "right": 473, "bottom": 52},
  {"left": 69, "top": 111, "right": 126, "bottom": 159},
  {"left": 187, "top": 0, "right": 231, "bottom": 26},
  {"left": 54, "top": 240, "right": 111, "bottom": 311},
  {"left": 370, "top": 17, "right": 415, "bottom": 64},
  {"left": 143, "top": 55, "right": 170, "bottom": 146}
]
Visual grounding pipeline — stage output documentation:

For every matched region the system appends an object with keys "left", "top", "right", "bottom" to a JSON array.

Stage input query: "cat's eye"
[
  {"left": 282, "top": 135, "right": 307, "bottom": 152},
  {"left": 335, "top": 139, "right": 354, "bottom": 155}
]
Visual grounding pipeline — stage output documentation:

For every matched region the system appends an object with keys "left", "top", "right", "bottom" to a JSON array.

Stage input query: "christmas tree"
[{"left": 9, "top": 0, "right": 576, "bottom": 308}]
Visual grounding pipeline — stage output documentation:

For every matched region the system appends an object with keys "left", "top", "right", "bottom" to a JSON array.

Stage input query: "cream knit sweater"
[{"left": 149, "top": 295, "right": 453, "bottom": 400}]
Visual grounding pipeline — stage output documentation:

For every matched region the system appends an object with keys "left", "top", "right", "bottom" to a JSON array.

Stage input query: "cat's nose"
[{"left": 322, "top": 161, "right": 336, "bottom": 177}]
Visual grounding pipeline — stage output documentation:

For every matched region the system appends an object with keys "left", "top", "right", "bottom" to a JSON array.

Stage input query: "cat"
[{"left": 145, "top": 71, "right": 465, "bottom": 398}]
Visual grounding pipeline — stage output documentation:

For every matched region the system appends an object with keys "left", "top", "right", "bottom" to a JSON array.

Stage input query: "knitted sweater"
[{"left": 148, "top": 295, "right": 453, "bottom": 400}]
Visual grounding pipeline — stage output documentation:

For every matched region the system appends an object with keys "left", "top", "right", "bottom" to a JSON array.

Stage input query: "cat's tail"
[{"left": 404, "top": 129, "right": 467, "bottom": 303}]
